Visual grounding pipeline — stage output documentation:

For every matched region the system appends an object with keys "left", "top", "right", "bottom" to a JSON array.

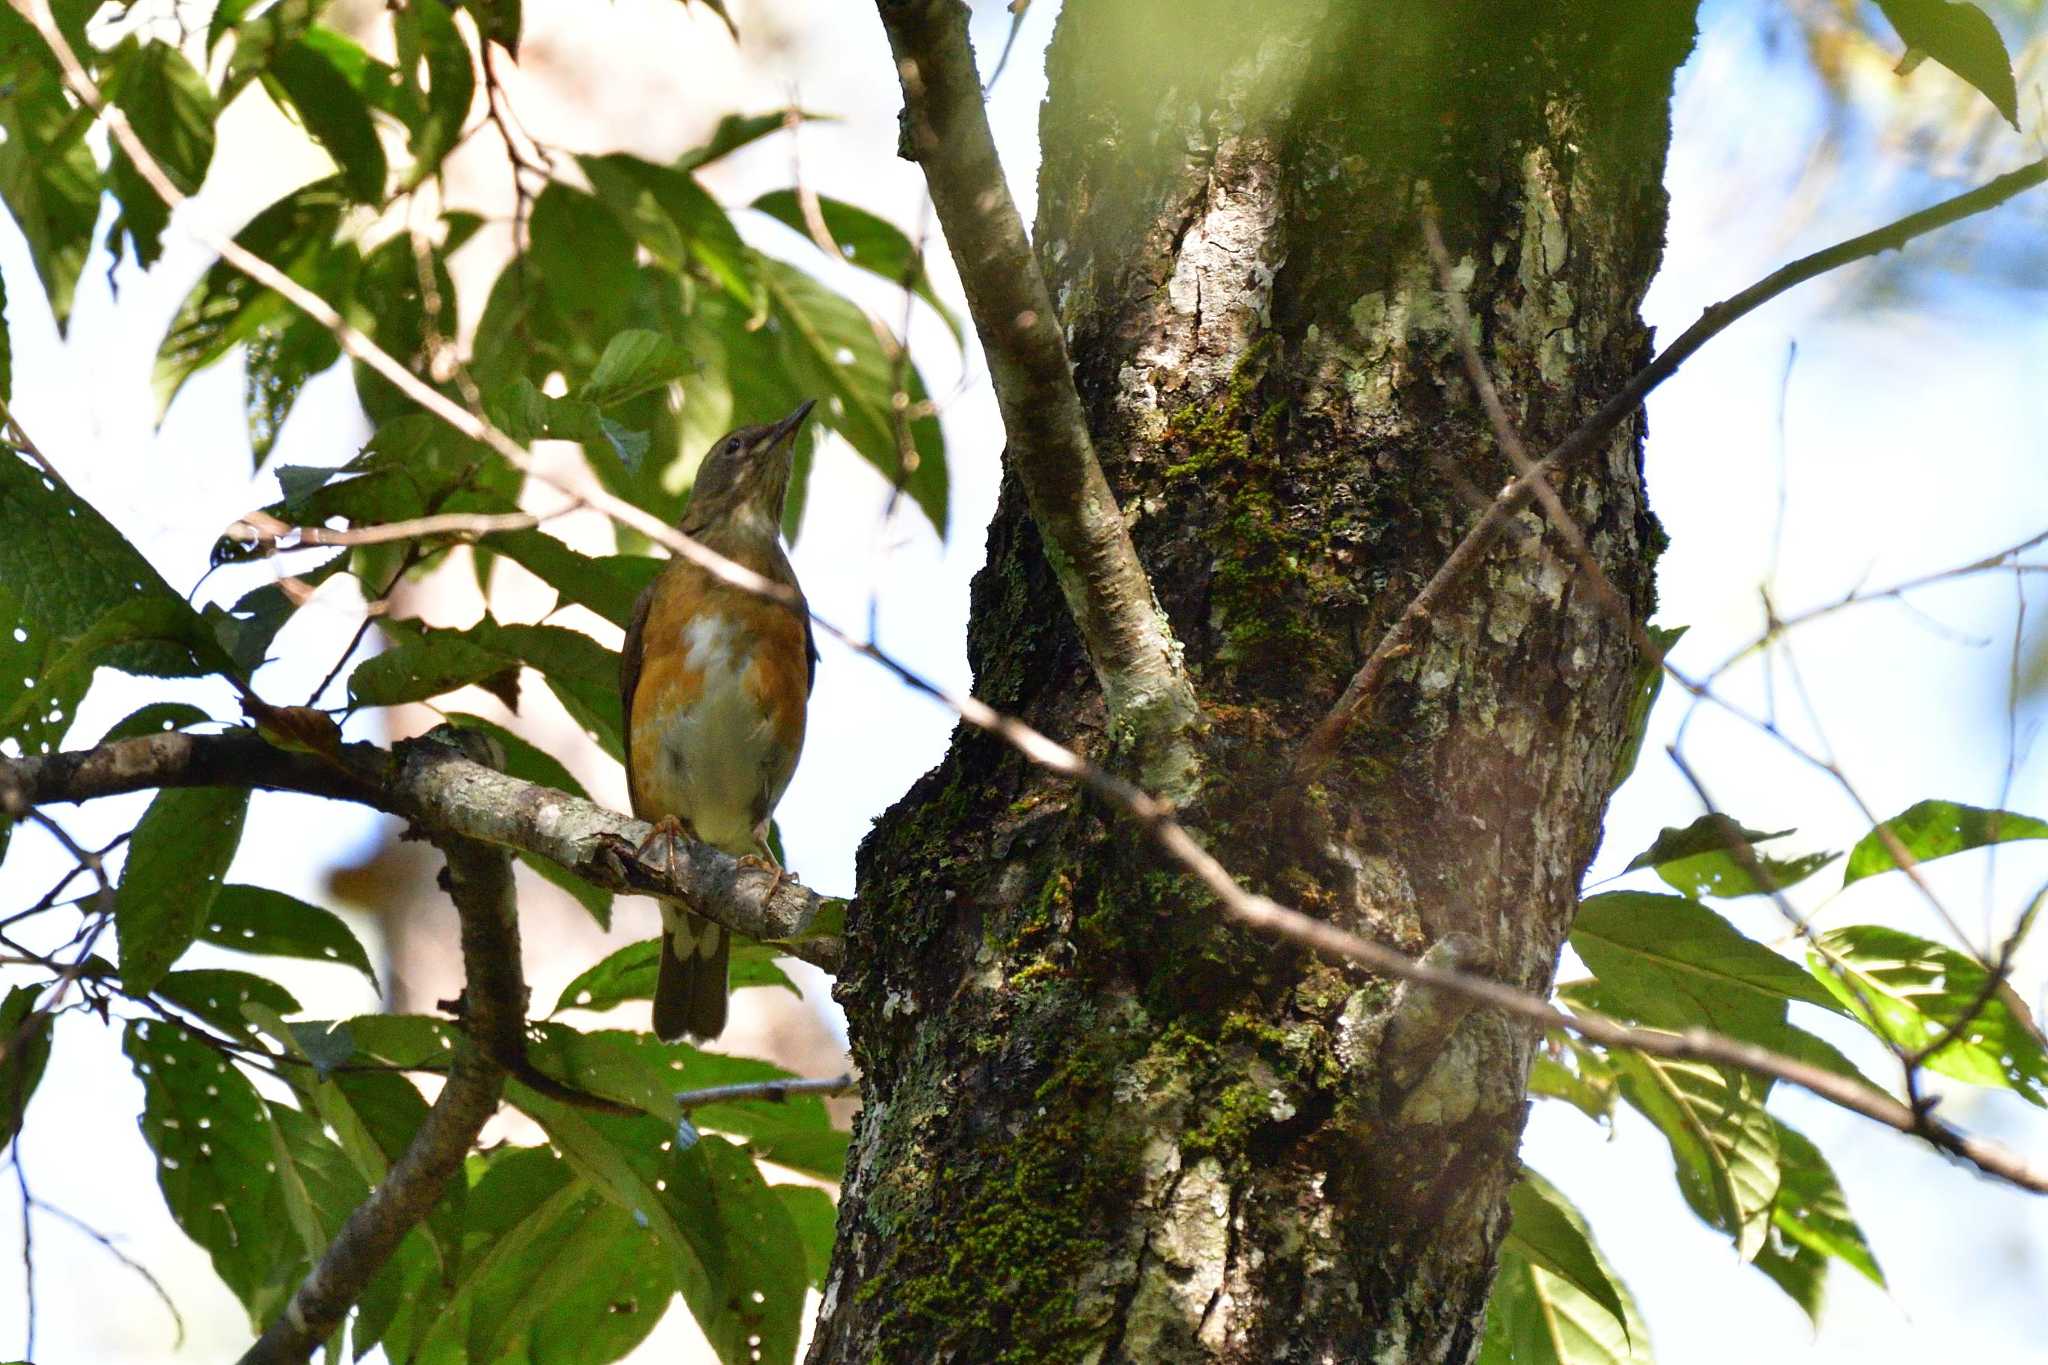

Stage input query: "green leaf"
[
  {"left": 95, "top": 701, "right": 214, "bottom": 744},
  {"left": 0, "top": 984, "right": 54, "bottom": 1149},
  {"left": 552, "top": 939, "right": 796, "bottom": 1017},
  {"left": 1841, "top": 800, "right": 2048, "bottom": 886},
  {"left": 155, "top": 967, "right": 300, "bottom": 1045},
  {"left": 674, "top": 109, "right": 816, "bottom": 174},
  {"left": 1502, "top": 1168, "right": 1631, "bottom": 1343},
  {"left": 529, "top": 183, "right": 640, "bottom": 344},
  {"left": 395, "top": 0, "right": 476, "bottom": 185},
  {"left": 244, "top": 311, "right": 344, "bottom": 466},
  {"left": 267, "top": 39, "right": 388, "bottom": 203},
  {"left": 0, "top": 265, "right": 10, "bottom": 405},
  {"left": 752, "top": 189, "right": 963, "bottom": 345},
  {"left": 1810, "top": 925, "right": 2048, "bottom": 1104},
  {"left": 757, "top": 256, "right": 947, "bottom": 537},
  {"left": 773, "top": 1184, "right": 836, "bottom": 1291},
  {"left": 1569, "top": 892, "right": 1848, "bottom": 1029},
  {"left": 348, "top": 628, "right": 512, "bottom": 707},
  {"left": 1604, "top": 1047, "right": 1779, "bottom": 1260},
  {"left": 116, "top": 786, "right": 250, "bottom": 995},
  {"left": 199, "top": 884, "right": 381, "bottom": 988},
  {"left": 1527, "top": 1047, "right": 1616, "bottom": 1124},
  {"left": 1768, "top": 1119, "right": 1883, "bottom": 1288},
  {"left": 104, "top": 38, "right": 219, "bottom": 268},
  {"left": 486, "top": 620, "right": 625, "bottom": 752},
  {"left": 581, "top": 328, "right": 695, "bottom": 407},
  {"left": 460, "top": 0, "right": 523, "bottom": 56},
  {"left": 154, "top": 180, "right": 351, "bottom": 419},
  {"left": 1479, "top": 1208, "right": 1652, "bottom": 1365},
  {"left": 1875, "top": 0, "right": 2018, "bottom": 128},
  {"left": 513, "top": 1085, "right": 805, "bottom": 1365},
  {"left": 1623, "top": 814, "right": 1834, "bottom": 898},
  {"left": 482, "top": 531, "right": 658, "bottom": 629},
  {"left": 581, "top": 152, "right": 760, "bottom": 318},
  {"left": 1608, "top": 624, "right": 1685, "bottom": 796},
  {"left": 1752, "top": 1236, "right": 1828, "bottom": 1328},
  {"left": 0, "top": 595, "right": 237, "bottom": 751},
  {"left": 443, "top": 711, "right": 589, "bottom": 798},
  {"left": 0, "top": 68, "right": 101, "bottom": 327},
  {"left": 126, "top": 1018, "right": 321, "bottom": 1325}
]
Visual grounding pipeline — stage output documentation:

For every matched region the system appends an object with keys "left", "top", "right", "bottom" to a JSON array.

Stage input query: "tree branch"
[
  {"left": 237, "top": 733, "right": 520, "bottom": 1365},
  {"left": 1294, "top": 156, "right": 2048, "bottom": 782},
  {"left": 0, "top": 730, "right": 841, "bottom": 970},
  {"left": 875, "top": 0, "right": 1203, "bottom": 793}
]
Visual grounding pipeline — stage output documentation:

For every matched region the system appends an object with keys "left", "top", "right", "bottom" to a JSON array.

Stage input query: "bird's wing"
[{"left": 620, "top": 571, "right": 659, "bottom": 817}]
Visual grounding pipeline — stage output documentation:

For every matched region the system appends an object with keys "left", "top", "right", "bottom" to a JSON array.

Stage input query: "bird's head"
[{"left": 681, "top": 399, "right": 816, "bottom": 542}]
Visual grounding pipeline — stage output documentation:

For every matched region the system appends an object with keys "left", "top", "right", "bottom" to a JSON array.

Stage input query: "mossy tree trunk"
[{"left": 811, "top": 2, "right": 1697, "bottom": 1360}]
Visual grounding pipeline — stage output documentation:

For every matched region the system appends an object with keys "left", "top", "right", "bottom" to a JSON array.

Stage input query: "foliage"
[{"left": 0, "top": 0, "right": 2038, "bottom": 1361}]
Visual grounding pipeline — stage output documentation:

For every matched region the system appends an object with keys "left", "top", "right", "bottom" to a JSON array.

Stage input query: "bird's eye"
[{"left": 724, "top": 439, "right": 741, "bottom": 455}]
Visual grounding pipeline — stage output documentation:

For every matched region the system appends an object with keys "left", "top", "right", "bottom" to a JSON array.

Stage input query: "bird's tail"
[{"left": 654, "top": 909, "right": 729, "bottom": 1042}]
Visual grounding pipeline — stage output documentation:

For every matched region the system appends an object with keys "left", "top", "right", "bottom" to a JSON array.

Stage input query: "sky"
[{"left": 2, "top": 0, "right": 2046, "bottom": 1360}]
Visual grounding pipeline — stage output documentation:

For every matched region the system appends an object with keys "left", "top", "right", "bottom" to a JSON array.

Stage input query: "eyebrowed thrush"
[{"left": 620, "top": 400, "right": 816, "bottom": 1041}]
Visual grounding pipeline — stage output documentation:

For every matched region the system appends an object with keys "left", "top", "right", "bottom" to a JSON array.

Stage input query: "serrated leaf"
[
  {"left": 752, "top": 189, "right": 963, "bottom": 345},
  {"left": 116, "top": 786, "right": 250, "bottom": 995},
  {"left": 1842, "top": 800, "right": 2048, "bottom": 885},
  {"left": 1810, "top": 924, "right": 2048, "bottom": 1104},
  {"left": 1604, "top": 1047, "right": 1779, "bottom": 1260},
  {"left": 1503, "top": 1168, "right": 1631, "bottom": 1342},
  {"left": 1875, "top": 0, "right": 2019, "bottom": 128},
  {"left": 199, "top": 884, "right": 380, "bottom": 988},
  {"left": 267, "top": 39, "right": 388, "bottom": 202},
  {"left": 0, "top": 984, "right": 54, "bottom": 1149}
]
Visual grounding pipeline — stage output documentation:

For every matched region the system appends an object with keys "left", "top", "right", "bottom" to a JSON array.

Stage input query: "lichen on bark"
[{"left": 811, "top": 3, "right": 1700, "bottom": 1361}]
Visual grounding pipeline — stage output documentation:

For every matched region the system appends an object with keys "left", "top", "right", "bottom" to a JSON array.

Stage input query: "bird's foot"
[
  {"left": 603, "top": 814, "right": 694, "bottom": 884},
  {"left": 737, "top": 850, "right": 790, "bottom": 900}
]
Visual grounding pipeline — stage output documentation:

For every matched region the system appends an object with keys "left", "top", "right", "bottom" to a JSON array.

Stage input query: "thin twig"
[
  {"left": 28, "top": 1195, "right": 187, "bottom": 1347},
  {"left": 675, "top": 1073, "right": 854, "bottom": 1109}
]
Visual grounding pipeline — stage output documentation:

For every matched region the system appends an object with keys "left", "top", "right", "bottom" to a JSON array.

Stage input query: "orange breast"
[{"left": 628, "top": 563, "right": 808, "bottom": 853}]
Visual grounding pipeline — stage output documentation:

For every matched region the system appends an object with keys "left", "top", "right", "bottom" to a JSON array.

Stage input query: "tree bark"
[{"left": 812, "top": 2, "right": 1698, "bottom": 1360}]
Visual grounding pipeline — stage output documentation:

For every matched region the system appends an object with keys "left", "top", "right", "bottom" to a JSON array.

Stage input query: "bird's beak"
[{"left": 765, "top": 399, "right": 817, "bottom": 452}]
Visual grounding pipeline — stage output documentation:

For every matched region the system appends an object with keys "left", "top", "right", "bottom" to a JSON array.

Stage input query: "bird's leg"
[{"left": 739, "top": 823, "right": 790, "bottom": 899}]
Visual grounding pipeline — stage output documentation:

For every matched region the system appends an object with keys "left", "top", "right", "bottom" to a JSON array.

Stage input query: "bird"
[{"left": 619, "top": 400, "right": 816, "bottom": 1041}]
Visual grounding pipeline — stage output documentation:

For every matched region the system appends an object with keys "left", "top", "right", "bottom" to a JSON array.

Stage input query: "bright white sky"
[{"left": 2, "top": 0, "right": 2045, "bottom": 1360}]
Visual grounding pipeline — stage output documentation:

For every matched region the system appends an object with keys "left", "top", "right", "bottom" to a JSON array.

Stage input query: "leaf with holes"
[
  {"left": 1842, "top": 800, "right": 2048, "bottom": 886},
  {"left": 199, "top": 884, "right": 380, "bottom": 988},
  {"left": 552, "top": 939, "right": 796, "bottom": 1018},
  {"left": 94, "top": 701, "right": 214, "bottom": 745},
  {"left": 116, "top": 786, "right": 250, "bottom": 995},
  {"left": 155, "top": 969, "right": 301, "bottom": 1048},
  {"left": 1810, "top": 924, "right": 2048, "bottom": 1104}
]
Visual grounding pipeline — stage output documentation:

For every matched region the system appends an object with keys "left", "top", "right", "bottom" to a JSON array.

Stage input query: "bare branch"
[
  {"left": 675, "top": 1073, "right": 855, "bottom": 1109},
  {"left": 875, "top": 0, "right": 1203, "bottom": 791},
  {"left": 1296, "top": 157, "right": 2048, "bottom": 782},
  {"left": 238, "top": 735, "right": 521, "bottom": 1365}
]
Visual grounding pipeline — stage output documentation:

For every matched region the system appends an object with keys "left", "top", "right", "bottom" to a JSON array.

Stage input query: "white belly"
[{"left": 643, "top": 613, "right": 794, "bottom": 854}]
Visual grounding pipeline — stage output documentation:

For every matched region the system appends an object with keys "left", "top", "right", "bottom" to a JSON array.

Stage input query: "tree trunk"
[{"left": 811, "top": 3, "right": 1697, "bottom": 1360}]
